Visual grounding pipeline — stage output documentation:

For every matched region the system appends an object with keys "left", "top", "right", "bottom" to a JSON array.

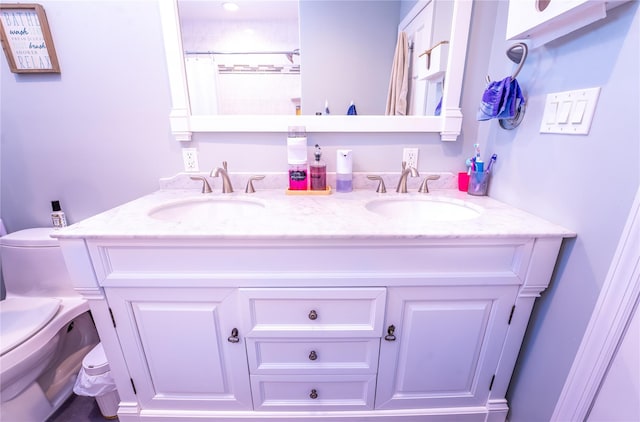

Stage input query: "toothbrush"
[
  {"left": 474, "top": 143, "right": 484, "bottom": 171},
  {"left": 487, "top": 154, "right": 497, "bottom": 172}
]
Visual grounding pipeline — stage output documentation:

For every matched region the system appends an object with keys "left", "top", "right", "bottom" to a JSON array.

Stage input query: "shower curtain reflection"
[
  {"left": 185, "top": 52, "right": 301, "bottom": 115},
  {"left": 185, "top": 54, "right": 219, "bottom": 115}
]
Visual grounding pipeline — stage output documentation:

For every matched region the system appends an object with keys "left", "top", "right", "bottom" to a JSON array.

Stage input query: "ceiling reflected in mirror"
[{"left": 178, "top": 0, "right": 301, "bottom": 115}]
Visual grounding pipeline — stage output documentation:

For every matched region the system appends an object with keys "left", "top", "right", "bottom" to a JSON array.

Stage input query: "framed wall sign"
[{"left": 0, "top": 3, "right": 60, "bottom": 73}]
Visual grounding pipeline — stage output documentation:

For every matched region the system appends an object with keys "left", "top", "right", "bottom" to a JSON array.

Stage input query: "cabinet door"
[
  {"left": 375, "top": 285, "right": 518, "bottom": 410},
  {"left": 106, "top": 287, "right": 252, "bottom": 411}
]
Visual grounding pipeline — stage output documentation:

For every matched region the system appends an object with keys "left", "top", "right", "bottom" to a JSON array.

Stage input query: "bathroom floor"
[{"left": 46, "top": 394, "right": 116, "bottom": 422}]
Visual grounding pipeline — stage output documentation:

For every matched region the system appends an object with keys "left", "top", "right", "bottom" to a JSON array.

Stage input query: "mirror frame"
[{"left": 158, "top": 0, "right": 472, "bottom": 141}]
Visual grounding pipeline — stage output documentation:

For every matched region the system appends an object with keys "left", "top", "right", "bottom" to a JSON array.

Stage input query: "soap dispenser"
[
  {"left": 287, "top": 126, "right": 308, "bottom": 190},
  {"left": 310, "top": 144, "right": 326, "bottom": 191},
  {"left": 336, "top": 149, "right": 353, "bottom": 192},
  {"left": 51, "top": 200, "right": 67, "bottom": 228}
]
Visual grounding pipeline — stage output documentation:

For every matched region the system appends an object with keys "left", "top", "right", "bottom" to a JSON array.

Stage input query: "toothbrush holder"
[{"left": 467, "top": 170, "right": 490, "bottom": 196}]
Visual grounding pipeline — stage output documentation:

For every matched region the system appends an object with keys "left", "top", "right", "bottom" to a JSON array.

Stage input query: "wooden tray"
[{"left": 285, "top": 186, "right": 332, "bottom": 195}]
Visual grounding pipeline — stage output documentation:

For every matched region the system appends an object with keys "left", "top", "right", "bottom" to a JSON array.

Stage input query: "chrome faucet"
[
  {"left": 396, "top": 161, "right": 419, "bottom": 193},
  {"left": 210, "top": 161, "right": 234, "bottom": 193}
]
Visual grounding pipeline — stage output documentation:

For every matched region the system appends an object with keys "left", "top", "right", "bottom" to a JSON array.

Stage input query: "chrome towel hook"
[
  {"left": 507, "top": 42, "right": 528, "bottom": 80},
  {"left": 485, "top": 42, "right": 529, "bottom": 83},
  {"left": 480, "top": 42, "right": 528, "bottom": 129},
  {"left": 498, "top": 42, "right": 528, "bottom": 129}
]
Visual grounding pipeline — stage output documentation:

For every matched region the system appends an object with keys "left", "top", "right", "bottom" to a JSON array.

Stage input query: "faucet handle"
[
  {"left": 190, "top": 176, "right": 212, "bottom": 194},
  {"left": 245, "top": 175, "right": 265, "bottom": 193},
  {"left": 366, "top": 175, "right": 387, "bottom": 193},
  {"left": 418, "top": 174, "right": 441, "bottom": 193}
]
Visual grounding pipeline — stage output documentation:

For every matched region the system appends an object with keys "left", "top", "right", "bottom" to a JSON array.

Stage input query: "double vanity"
[{"left": 55, "top": 173, "right": 573, "bottom": 422}]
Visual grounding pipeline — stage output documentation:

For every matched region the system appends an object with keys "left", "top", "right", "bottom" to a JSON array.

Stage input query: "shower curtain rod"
[{"left": 185, "top": 50, "right": 300, "bottom": 56}]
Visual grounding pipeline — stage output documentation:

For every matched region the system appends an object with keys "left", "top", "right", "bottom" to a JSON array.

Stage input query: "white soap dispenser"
[{"left": 336, "top": 149, "right": 353, "bottom": 192}]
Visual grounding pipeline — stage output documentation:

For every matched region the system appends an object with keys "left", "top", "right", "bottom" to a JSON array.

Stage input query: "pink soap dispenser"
[
  {"left": 310, "top": 144, "right": 327, "bottom": 191},
  {"left": 287, "top": 126, "right": 308, "bottom": 190}
]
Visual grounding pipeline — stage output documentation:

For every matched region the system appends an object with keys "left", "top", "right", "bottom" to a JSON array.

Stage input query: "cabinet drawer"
[
  {"left": 247, "top": 338, "right": 380, "bottom": 374},
  {"left": 251, "top": 374, "right": 376, "bottom": 410},
  {"left": 240, "top": 288, "right": 386, "bottom": 337}
]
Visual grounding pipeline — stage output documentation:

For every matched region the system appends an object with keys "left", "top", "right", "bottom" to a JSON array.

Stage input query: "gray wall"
[
  {"left": 0, "top": 1, "right": 182, "bottom": 230},
  {"left": 299, "top": 0, "right": 400, "bottom": 115},
  {"left": 1, "top": 1, "right": 638, "bottom": 419},
  {"left": 480, "top": 2, "right": 639, "bottom": 421}
]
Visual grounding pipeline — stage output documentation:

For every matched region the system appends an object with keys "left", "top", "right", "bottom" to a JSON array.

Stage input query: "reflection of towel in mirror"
[
  {"left": 435, "top": 97, "right": 442, "bottom": 116},
  {"left": 477, "top": 77, "right": 524, "bottom": 121},
  {"left": 385, "top": 31, "right": 409, "bottom": 116}
]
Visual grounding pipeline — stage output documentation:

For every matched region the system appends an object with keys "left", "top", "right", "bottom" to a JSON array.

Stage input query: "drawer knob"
[
  {"left": 384, "top": 325, "right": 396, "bottom": 341},
  {"left": 227, "top": 328, "right": 240, "bottom": 343},
  {"left": 309, "top": 389, "right": 318, "bottom": 399},
  {"left": 309, "top": 350, "right": 318, "bottom": 361},
  {"left": 308, "top": 310, "right": 318, "bottom": 320}
]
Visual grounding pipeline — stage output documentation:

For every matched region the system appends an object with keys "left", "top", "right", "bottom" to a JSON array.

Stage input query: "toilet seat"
[
  {"left": 83, "top": 343, "right": 110, "bottom": 376},
  {"left": 0, "top": 227, "right": 58, "bottom": 247},
  {"left": 0, "top": 297, "right": 61, "bottom": 356}
]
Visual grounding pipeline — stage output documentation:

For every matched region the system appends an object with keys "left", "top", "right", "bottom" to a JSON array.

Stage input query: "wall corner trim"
[{"left": 551, "top": 184, "right": 640, "bottom": 421}]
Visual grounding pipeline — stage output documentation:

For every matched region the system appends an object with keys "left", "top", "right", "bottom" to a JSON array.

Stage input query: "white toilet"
[{"left": 0, "top": 228, "right": 100, "bottom": 421}]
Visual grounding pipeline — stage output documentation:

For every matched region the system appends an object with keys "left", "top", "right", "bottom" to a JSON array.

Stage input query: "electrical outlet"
[
  {"left": 182, "top": 148, "right": 199, "bottom": 172},
  {"left": 402, "top": 148, "right": 419, "bottom": 170}
]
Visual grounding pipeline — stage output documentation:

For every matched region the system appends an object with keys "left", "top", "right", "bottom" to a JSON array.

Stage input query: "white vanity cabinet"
[
  {"left": 104, "top": 287, "right": 253, "bottom": 411},
  {"left": 56, "top": 189, "right": 572, "bottom": 422}
]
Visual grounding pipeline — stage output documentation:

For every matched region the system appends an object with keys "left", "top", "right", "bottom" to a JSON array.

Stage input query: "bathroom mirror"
[{"left": 158, "top": 0, "right": 473, "bottom": 140}]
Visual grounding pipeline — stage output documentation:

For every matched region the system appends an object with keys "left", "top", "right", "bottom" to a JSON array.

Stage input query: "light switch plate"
[{"left": 540, "top": 87, "right": 600, "bottom": 135}]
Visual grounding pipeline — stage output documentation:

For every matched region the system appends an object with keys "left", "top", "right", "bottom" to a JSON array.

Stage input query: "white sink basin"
[
  {"left": 149, "top": 198, "right": 265, "bottom": 222},
  {"left": 365, "top": 198, "right": 481, "bottom": 221}
]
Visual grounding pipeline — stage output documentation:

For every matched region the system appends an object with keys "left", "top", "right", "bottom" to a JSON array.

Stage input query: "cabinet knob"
[
  {"left": 308, "top": 310, "right": 318, "bottom": 320},
  {"left": 309, "top": 389, "right": 318, "bottom": 399},
  {"left": 227, "top": 327, "right": 240, "bottom": 343},
  {"left": 309, "top": 350, "right": 318, "bottom": 361},
  {"left": 384, "top": 324, "right": 396, "bottom": 341}
]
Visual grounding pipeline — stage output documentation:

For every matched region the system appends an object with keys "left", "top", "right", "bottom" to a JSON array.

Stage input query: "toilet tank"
[{"left": 0, "top": 228, "right": 79, "bottom": 297}]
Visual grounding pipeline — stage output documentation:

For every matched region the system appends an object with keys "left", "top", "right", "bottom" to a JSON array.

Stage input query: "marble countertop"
[{"left": 53, "top": 173, "right": 575, "bottom": 241}]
